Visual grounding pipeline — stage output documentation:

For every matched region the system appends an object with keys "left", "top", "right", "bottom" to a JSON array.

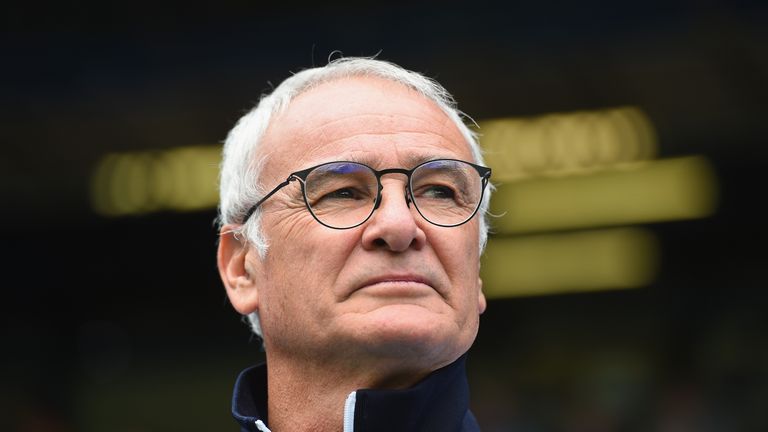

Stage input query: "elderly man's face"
[{"left": 239, "top": 76, "right": 486, "bottom": 374}]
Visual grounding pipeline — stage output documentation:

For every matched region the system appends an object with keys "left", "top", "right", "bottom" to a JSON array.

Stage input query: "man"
[{"left": 216, "top": 57, "right": 493, "bottom": 432}]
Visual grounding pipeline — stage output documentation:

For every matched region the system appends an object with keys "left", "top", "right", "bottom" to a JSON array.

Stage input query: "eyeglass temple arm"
[
  {"left": 481, "top": 167, "right": 492, "bottom": 188},
  {"left": 241, "top": 177, "right": 297, "bottom": 224}
]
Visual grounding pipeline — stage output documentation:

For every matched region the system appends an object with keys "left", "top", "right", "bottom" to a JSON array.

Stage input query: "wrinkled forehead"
[{"left": 258, "top": 76, "right": 472, "bottom": 177}]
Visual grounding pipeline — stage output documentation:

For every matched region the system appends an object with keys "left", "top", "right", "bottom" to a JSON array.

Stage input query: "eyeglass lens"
[{"left": 302, "top": 160, "right": 483, "bottom": 229}]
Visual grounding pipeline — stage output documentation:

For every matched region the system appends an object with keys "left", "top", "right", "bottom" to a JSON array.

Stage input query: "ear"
[
  {"left": 477, "top": 277, "right": 487, "bottom": 315},
  {"left": 217, "top": 225, "right": 261, "bottom": 315}
]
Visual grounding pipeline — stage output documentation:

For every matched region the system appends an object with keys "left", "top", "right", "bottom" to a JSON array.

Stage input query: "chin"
[{"left": 351, "top": 305, "right": 478, "bottom": 367}]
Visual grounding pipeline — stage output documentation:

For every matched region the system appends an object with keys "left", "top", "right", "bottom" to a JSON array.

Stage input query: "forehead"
[{"left": 259, "top": 76, "right": 472, "bottom": 176}]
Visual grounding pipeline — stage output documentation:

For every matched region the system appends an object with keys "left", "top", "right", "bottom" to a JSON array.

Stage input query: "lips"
[
  {"left": 346, "top": 273, "right": 441, "bottom": 300},
  {"left": 361, "top": 274, "right": 431, "bottom": 288}
]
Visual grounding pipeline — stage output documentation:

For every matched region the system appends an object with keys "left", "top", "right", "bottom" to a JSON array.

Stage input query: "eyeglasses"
[{"left": 241, "top": 159, "right": 491, "bottom": 229}]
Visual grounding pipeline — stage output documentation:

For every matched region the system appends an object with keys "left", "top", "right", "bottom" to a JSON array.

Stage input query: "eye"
[
  {"left": 312, "top": 185, "right": 376, "bottom": 206},
  {"left": 418, "top": 184, "right": 456, "bottom": 199},
  {"left": 324, "top": 187, "right": 363, "bottom": 200}
]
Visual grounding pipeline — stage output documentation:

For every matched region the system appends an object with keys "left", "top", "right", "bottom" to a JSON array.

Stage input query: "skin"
[{"left": 218, "top": 76, "right": 486, "bottom": 431}]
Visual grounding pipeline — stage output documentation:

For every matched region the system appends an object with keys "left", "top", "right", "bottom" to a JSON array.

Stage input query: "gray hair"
[{"left": 218, "top": 57, "right": 492, "bottom": 337}]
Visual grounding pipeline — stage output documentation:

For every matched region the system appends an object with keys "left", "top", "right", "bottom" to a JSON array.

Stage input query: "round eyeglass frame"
[{"left": 241, "top": 158, "right": 492, "bottom": 229}]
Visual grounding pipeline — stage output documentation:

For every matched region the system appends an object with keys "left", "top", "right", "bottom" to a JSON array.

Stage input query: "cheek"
[
  {"left": 291, "top": 227, "right": 359, "bottom": 272},
  {"left": 429, "top": 224, "right": 482, "bottom": 311},
  {"left": 265, "top": 222, "right": 359, "bottom": 301},
  {"left": 432, "top": 225, "right": 480, "bottom": 275}
]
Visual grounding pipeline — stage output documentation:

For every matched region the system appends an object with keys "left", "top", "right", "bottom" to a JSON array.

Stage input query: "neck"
[{"left": 265, "top": 354, "right": 434, "bottom": 432}]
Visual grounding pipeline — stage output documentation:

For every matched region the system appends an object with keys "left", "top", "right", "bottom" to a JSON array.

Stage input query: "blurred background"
[{"left": 2, "top": 1, "right": 767, "bottom": 431}]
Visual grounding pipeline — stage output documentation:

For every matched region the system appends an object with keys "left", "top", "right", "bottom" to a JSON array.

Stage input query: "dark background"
[{"left": 2, "top": 1, "right": 767, "bottom": 431}]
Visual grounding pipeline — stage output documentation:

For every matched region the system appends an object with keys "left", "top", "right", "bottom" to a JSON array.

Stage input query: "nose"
[{"left": 361, "top": 178, "right": 427, "bottom": 252}]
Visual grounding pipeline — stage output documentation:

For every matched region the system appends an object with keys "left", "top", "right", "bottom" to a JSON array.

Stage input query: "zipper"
[{"left": 343, "top": 391, "right": 357, "bottom": 432}]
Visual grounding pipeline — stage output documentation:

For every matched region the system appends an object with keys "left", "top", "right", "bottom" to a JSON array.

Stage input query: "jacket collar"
[{"left": 231, "top": 354, "right": 479, "bottom": 432}]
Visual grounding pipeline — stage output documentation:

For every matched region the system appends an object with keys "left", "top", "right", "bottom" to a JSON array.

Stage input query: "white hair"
[{"left": 218, "top": 57, "right": 492, "bottom": 337}]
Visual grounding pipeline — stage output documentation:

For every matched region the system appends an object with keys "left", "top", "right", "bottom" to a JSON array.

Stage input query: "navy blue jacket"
[{"left": 231, "top": 354, "right": 481, "bottom": 431}]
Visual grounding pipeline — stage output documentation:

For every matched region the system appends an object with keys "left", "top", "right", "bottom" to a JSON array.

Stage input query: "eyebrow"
[
  {"left": 404, "top": 154, "right": 445, "bottom": 167},
  {"left": 336, "top": 153, "right": 459, "bottom": 170}
]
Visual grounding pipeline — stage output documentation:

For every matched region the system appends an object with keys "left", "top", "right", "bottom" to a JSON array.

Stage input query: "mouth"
[{"left": 353, "top": 274, "right": 437, "bottom": 298}]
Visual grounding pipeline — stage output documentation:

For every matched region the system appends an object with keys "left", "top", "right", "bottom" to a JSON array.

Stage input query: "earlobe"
[
  {"left": 217, "top": 225, "right": 260, "bottom": 315},
  {"left": 477, "top": 277, "right": 487, "bottom": 315}
]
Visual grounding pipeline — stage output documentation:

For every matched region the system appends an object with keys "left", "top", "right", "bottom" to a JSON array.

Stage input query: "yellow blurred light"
[
  {"left": 122, "top": 153, "right": 154, "bottom": 214},
  {"left": 91, "top": 153, "right": 120, "bottom": 216},
  {"left": 185, "top": 146, "right": 221, "bottom": 211},
  {"left": 90, "top": 145, "right": 221, "bottom": 216},
  {"left": 107, "top": 153, "right": 145, "bottom": 216},
  {"left": 163, "top": 147, "right": 197, "bottom": 210},
  {"left": 149, "top": 151, "right": 174, "bottom": 210},
  {"left": 478, "top": 106, "right": 658, "bottom": 182},
  {"left": 489, "top": 156, "right": 718, "bottom": 235},
  {"left": 481, "top": 228, "right": 659, "bottom": 298}
]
